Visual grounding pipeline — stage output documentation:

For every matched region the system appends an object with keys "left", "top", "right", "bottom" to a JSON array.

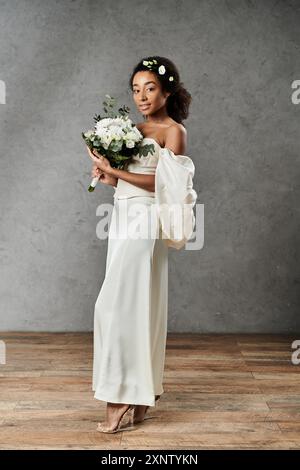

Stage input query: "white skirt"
[{"left": 92, "top": 196, "right": 169, "bottom": 407}]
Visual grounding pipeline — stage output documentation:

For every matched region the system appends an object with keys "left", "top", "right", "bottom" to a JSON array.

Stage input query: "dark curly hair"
[{"left": 129, "top": 55, "right": 192, "bottom": 126}]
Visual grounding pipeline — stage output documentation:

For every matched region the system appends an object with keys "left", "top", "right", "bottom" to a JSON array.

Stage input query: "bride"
[{"left": 86, "top": 56, "right": 194, "bottom": 433}]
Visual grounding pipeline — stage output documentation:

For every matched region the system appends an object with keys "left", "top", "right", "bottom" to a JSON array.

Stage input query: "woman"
[{"left": 87, "top": 56, "right": 193, "bottom": 433}]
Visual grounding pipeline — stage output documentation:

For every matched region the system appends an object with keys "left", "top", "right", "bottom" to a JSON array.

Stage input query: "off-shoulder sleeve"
[{"left": 154, "top": 147, "right": 197, "bottom": 250}]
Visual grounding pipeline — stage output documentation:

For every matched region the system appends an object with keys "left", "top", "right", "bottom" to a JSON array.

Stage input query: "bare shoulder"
[{"left": 164, "top": 123, "right": 187, "bottom": 155}]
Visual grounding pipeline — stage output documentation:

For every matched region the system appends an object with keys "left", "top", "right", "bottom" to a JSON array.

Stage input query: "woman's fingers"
[
  {"left": 91, "top": 166, "right": 102, "bottom": 178},
  {"left": 87, "top": 146, "right": 101, "bottom": 162},
  {"left": 86, "top": 146, "right": 112, "bottom": 173},
  {"left": 86, "top": 146, "right": 94, "bottom": 158},
  {"left": 92, "top": 149, "right": 104, "bottom": 158}
]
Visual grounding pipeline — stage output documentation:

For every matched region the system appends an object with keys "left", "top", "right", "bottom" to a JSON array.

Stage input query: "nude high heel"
[
  {"left": 96, "top": 404, "right": 136, "bottom": 433},
  {"left": 132, "top": 395, "right": 161, "bottom": 424}
]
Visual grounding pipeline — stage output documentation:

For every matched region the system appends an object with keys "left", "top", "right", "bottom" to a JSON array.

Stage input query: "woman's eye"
[{"left": 133, "top": 88, "right": 154, "bottom": 94}]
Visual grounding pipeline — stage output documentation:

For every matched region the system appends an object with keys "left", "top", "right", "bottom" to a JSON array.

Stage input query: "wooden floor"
[{"left": 0, "top": 333, "right": 299, "bottom": 450}]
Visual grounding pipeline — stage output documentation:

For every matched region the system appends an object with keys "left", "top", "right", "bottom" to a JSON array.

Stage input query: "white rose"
[
  {"left": 125, "top": 130, "right": 137, "bottom": 140},
  {"left": 95, "top": 127, "right": 106, "bottom": 138},
  {"left": 98, "top": 118, "right": 113, "bottom": 128},
  {"left": 158, "top": 65, "right": 166, "bottom": 75},
  {"left": 126, "top": 140, "right": 135, "bottom": 148}
]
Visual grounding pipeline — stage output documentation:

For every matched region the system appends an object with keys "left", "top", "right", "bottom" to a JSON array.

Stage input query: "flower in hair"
[
  {"left": 142, "top": 59, "right": 174, "bottom": 82},
  {"left": 158, "top": 65, "right": 166, "bottom": 75}
]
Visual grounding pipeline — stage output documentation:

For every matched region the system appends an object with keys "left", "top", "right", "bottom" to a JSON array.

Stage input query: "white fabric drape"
[{"left": 155, "top": 147, "right": 197, "bottom": 250}]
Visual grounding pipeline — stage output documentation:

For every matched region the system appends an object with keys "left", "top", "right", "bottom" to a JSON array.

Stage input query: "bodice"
[{"left": 113, "top": 137, "right": 160, "bottom": 199}]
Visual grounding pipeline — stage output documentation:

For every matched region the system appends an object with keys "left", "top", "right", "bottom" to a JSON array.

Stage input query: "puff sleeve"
[{"left": 154, "top": 147, "right": 197, "bottom": 250}]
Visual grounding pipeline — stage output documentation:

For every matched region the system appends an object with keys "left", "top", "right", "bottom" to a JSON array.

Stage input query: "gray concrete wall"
[{"left": 0, "top": 0, "right": 299, "bottom": 332}]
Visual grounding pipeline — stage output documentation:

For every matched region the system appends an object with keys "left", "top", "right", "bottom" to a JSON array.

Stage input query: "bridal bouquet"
[{"left": 82, "top": 95, "right": 154, "bottom": 191}]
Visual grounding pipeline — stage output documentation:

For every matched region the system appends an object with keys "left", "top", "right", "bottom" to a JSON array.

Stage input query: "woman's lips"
[{"left": 140, "top": 105, "right": 150, "bottom": 110}]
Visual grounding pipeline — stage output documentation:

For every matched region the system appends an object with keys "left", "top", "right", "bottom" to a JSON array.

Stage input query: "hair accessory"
[{"left": 142, "top": 59, "right": 174, "bottom": 82}]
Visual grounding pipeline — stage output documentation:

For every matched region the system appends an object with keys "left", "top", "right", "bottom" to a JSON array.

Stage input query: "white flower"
[
  {"left": 124, "top": 131, "right": 137, "bottom": 141},
  {"left": 169, "top": 76, "right": 174, "bottom": 81},
  {"left": 126, "top": 140, "right": 135, "bottom": 148},
  {"left": 92, "top": 116, "right": 140, "bottom": 150},
  {"left": 101, "top": 134, "right": 112, "bottom": 149},
  {"left": 158, "top": 65, "right": 166, "bottom": 75},
  {"left": 95, "top": 118, "right": 112, "bottom": 130},
  {"left": 143, "top": 60, "right": 149, "bottom": 66},
  {"left": 94, "top": 127, "right": 106, "bottom": 138},
  {"left": 111, "top": 117, "right": 124, "bottom": 127},
  {"left": 95, "top": 123, "right": 107, "bottom": 137},
  {"left": 123, "top": 117, "right": 133, "bottom": 127},
  {"left": 84, "top": 129, "right": 94, "bottom": 138}
]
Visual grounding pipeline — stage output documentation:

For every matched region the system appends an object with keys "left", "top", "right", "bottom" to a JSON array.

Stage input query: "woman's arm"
[
  {"left": 87, "top": 145, "right": 155, "bottom": 192},
  {"left": 107, "top": 168, "right": 155, "bottom": 193}
]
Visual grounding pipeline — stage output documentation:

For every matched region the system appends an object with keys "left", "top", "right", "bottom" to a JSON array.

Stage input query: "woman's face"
[{"left": 132, "top": 71, "right": 170, "bottom": 116}]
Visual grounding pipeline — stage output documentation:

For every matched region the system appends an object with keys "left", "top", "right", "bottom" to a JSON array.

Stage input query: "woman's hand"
[
  {"left": 86, "top": 146, "right": 113, "bottom": 174},
  {"left": 91, "top": 163, "right": 118, "bottom": 187}
]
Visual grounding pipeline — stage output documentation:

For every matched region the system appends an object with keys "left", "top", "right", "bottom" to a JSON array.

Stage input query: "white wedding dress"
[{"left": 92, "top": 137, "right": 197, "bottom": 406}]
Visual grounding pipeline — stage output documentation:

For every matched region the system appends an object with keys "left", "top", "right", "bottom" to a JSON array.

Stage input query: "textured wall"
[{"left": 0, "top": 0, "right": 299, "bottom": 332}]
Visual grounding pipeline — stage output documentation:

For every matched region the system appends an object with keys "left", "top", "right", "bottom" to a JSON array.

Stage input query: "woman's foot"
[
  {"left": 97, "top": 402, "right": 135, "bottom": 433},
  {"left": 132, "top": 395, "right": 161, "bottom": 424}
]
